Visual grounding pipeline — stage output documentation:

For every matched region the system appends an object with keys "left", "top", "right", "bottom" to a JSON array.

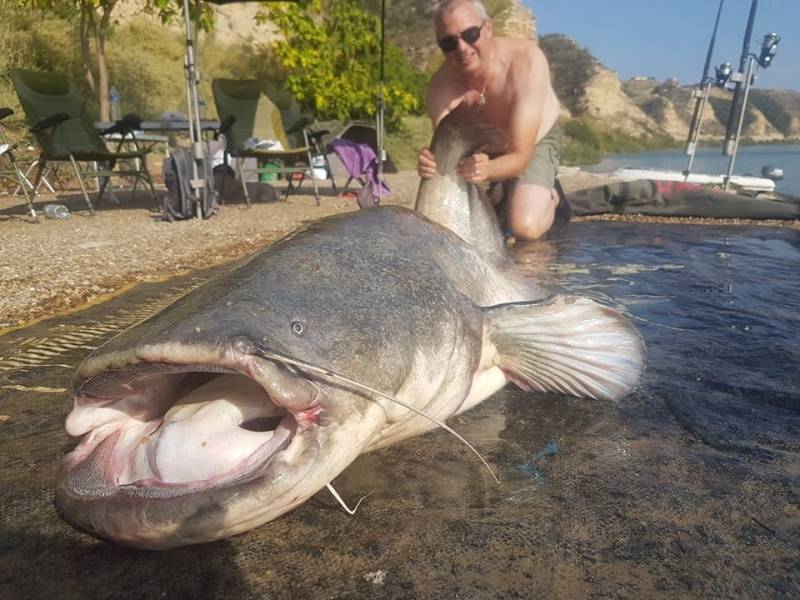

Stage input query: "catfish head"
[{"left": 54, "top": 210, "right": 488, "bottom": 550}]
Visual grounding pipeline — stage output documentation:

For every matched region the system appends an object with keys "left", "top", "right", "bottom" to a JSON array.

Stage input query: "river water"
[
  {"left": 517, "top": 222, "right": 800, "bottom": 455},
  {"left": 588, "top": 143, "right": 800, "bottom": 196}
]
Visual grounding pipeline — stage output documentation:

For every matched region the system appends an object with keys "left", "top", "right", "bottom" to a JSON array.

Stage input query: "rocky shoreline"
[{"left": 1, "top": 168, "right": 797, "bottom": 333}]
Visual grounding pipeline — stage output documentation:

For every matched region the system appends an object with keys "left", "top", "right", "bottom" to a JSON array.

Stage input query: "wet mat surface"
[{"left": 1, "top": 222, "right": 798, "bottom": 599}]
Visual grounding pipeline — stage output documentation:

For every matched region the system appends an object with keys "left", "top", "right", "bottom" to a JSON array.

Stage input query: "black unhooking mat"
[
  {"left": 566, "top": 178, "right": 800, "bottom": 219},
  {"left": 0, "top": 223, "right": 797, "bottom": 599}
]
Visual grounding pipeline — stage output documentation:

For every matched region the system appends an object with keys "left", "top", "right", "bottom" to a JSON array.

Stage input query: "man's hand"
[
  {"left": 417, "top": 147, "right": 437, "bottom": 179},
  {"left": 457, "top": 152, "right": 491, "bottom": 184}
]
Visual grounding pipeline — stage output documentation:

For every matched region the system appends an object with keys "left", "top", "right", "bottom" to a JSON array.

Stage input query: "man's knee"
[
  {"left": 509, "top": 218, "right": 551, "bottom": 241},
  {"left": 507, "top": 185, "right": 556, "bottom": 241}
]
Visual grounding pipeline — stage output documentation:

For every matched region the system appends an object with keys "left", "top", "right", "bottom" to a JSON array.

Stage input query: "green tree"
[
  {"left": 15, "top": 0, "right": 184, "bottom": 120},
  {"left": 264, "top": 0, "right": 423, "bottom": 127}
]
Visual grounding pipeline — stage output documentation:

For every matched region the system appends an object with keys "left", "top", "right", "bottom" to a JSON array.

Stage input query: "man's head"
[{"left": 434, "top": 0, "right": 493, "bottom": 73}]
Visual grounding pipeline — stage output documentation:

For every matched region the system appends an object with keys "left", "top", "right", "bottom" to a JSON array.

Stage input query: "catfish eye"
[{"left": 290, "top": 320, "right": 306, "bottom": 336}]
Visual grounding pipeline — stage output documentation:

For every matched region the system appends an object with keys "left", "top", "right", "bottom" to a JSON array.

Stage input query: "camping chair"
[
  {"left": 18, "top": 159, "right": 62, "bottom": 195},
  {"left": 262, "top": 83, "right": 337, "bottom": 191},
  {"left": 212, "top": 78, "right": 331, "bottom": 206},
  {"left": 8, "top": 68, "right": 158, "bottom": 214},
  {"left": 0, "top": 107, "right": 38, "bottom": 220},
  {"left": 326, "top": 137, "right": 390, "bottom": 206}
]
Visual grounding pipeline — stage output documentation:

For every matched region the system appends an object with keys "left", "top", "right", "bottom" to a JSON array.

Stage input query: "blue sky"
[{"left": 527, "top": 0, "right": 799, "bottom": 91}]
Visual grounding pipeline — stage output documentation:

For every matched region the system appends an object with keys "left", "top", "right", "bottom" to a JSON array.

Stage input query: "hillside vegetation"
[
  {"left": 1, "top": 0, "right": 797, "bottom": 171},
  {"left": 0, "top": 7, "right": 275, "bottom": 126}
]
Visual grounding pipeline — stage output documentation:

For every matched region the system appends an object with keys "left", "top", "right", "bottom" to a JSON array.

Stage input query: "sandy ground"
[{"left": 1, "top": 167, "right": 797, "bottom": 332}]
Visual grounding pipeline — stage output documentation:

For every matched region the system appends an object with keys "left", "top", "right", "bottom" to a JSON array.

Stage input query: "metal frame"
[
  {"left": 181, "top": 0, "right": 210, "bottom": 218},
  {"left": 0, "top": 108, "right": 37, "bottom": 220}
]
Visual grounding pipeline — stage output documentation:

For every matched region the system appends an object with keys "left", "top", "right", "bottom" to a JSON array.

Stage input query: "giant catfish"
[{"left": 56, "top": 106, "right": 644, "bottom": 549}]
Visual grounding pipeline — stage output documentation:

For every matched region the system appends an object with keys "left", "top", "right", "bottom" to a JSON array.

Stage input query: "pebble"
[{"left": 0, "top": 172, "right": 419, "bottom": 330}]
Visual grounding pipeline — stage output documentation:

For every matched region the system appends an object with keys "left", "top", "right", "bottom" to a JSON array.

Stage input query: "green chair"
[
  {"left": 8, "top": 68, "right": 158, "bottom": 214},
  {"left": 264, "top": 83, "right": 338, "bottom": 191},
  {"left": 212, "top": 79, "right": 330, "bottom": 205},
  {"left": 0, "top": 107, "right": 38, "bottom": 220}
]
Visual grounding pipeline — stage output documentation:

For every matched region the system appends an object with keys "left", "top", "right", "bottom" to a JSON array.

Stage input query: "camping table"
[
  {"left": 95, "top": 119, "right": 221, "bottom": 152},
  {"left": 94, "top": 120, "right": 221, "bottom": 204}
]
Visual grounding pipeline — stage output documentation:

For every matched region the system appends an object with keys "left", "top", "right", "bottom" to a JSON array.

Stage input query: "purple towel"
[{"left": 327, "top": 138, "right": 391, "bottom": 201}]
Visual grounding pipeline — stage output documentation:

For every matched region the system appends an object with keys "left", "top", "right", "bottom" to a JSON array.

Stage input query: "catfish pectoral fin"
[{"left": 484, "top": 296, "right": 645, "bottom": 401}]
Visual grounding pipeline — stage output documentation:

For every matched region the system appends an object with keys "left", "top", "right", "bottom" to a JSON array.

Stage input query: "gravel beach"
[{"left": 1, "top": 167, "right": 797, "bottom": 332}]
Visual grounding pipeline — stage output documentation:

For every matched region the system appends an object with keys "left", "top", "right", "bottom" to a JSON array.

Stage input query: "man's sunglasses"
[{"left": 437, "top": 22, "right": 486, "bottom": 53}]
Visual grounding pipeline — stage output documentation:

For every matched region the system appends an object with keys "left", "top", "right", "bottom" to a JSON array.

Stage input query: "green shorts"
[
  {"left": 489, "top": 123, "right": 566, "bottom": 231},
  {"left": 519, "top": 122, "right": 562, "bottom": 189}
]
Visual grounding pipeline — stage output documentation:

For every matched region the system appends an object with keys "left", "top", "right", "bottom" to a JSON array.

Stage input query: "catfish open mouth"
[{"left": 61, "top": 359, "right": 322, "bottom": 497}]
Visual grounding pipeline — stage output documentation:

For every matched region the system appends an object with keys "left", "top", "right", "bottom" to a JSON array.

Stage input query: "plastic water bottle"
[
  {"left": 43, "top": 204, "right": 69, "bottom": 219},
  {"left": 311, "top": 155, "right": 327, "bottom": 180},
  {"left": 109, "top": 86, "right": 121, "bottom": 122}
]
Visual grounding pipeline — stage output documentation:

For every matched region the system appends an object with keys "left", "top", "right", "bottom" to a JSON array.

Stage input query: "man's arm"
[
  {"left": 419, "top": 68, "right": 474, "bottom": 178},
  {"left": 418, "top": 73, "right": 448, "bottom": 179},
  {"left": 428, "top": 68, "right": 481, "bottom": 127}
]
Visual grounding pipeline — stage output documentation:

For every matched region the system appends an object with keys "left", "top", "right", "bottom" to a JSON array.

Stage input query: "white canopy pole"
[
  {"left": 181, "top": 0, "right": 210, "bottom": 218},
  {"left": 376, "top": 0, "right": 387, "bottom": 203}
]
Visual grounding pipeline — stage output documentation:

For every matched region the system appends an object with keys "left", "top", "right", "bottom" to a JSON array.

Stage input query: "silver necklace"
[{"left": 477, "top": 80, "right": 487, "bottom": 108}]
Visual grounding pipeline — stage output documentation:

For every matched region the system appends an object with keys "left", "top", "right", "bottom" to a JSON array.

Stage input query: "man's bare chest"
[{"left": 471, "top": 93, "right": 514, "bottom": 139}]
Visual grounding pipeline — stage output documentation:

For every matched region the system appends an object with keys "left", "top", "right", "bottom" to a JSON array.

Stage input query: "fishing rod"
[
  {"left": 723, "top": 0, "right": 759, "bottom": 158},
  {"left": 720, "top": 0, "right": 781, "bottom": 191},
  {"left": 683, "top": 0, "right": 725, "bottom": 180}
]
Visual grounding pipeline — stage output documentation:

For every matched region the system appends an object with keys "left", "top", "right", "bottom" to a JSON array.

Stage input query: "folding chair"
[
  {"left": 18, "top": 159, "right": 61, "bottom": 195},
  {"left": 0, "top": 107, "right": 38, "bottom": 220},
  {"left": 9, "top": 68, "right": 158, "bottom": 214},
  {"left": 212, "top": 79, "right": 332, "bottom": 206},
  {"left": 262, "top": 83, "right": 338, "bottom": 192}
]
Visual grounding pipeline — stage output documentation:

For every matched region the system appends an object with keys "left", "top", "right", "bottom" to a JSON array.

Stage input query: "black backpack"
[{"left": 161, "top": 148, "right": 218, "bottom": 221}]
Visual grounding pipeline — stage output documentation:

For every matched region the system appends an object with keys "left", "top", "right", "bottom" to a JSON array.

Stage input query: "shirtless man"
[{"left": 417, "top": 0, "right": 564, "bottom": 240}]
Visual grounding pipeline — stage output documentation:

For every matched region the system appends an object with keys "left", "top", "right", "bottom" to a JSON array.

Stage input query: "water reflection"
[
  {"left": 528, "top": 222, "right": 800, "bottom": 455},
  {"left": 510, "top": 238, "right": 558, "bottom": 286}
]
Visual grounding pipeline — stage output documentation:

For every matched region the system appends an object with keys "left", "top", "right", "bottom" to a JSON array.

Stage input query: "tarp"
[
  {"left": 565, "top": 179, "right": 800, "bottom": 220},
  {"left": 3, "top": 222, "right": 798, "bottom": 598}
]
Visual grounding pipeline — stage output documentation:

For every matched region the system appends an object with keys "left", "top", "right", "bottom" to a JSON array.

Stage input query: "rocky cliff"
[
  {"left": 623, "top": 77, "right": 800, "bottom": 142},
  {"left": 539, "top": 34, "right": 799, "bottom": 143},
  {"left": 111, "top": 0, "right": 799, "bottom": 143}
]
